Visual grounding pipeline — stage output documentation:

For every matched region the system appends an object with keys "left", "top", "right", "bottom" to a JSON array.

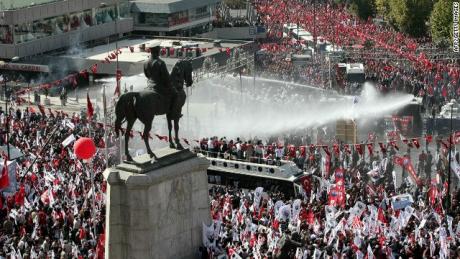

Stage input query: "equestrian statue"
[{"left": 114, "top": 42, "right": 193, "bottom": 162}]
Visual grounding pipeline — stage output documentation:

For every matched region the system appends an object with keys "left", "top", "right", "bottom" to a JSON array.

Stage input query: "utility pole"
[{"left": 2, "top": 56, "right": 18, "bottom": 158}]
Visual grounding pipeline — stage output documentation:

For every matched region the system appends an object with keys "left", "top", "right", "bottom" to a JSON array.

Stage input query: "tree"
[
  {"left": 349, "top": 0, "right": 376, "bottom": 20},
  {"left": 430, "top": 0, "right": 454, "bottom": 44},
  {"left": 375, "top": 0, "right": 389, "bottom": 18},
  {"left": 388, "top": 0, "right": 432, "bottom": 37}
]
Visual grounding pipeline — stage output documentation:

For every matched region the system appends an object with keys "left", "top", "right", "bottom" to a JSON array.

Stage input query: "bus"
[
  {"left": 346, "top": 63, "right": 365, "bottom": 84},
  {"left": 203, "top": 155, "right": 309, "bottom": 198}
]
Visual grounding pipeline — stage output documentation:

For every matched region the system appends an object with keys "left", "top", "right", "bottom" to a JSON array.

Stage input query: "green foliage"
[
  {"left": 387, "top": 0, "right": 432, "bottom": 37},
  {"left": 380, "top": 0, "right": 433, "bottom": 37},
  {"left": 349, "top": 0, "right": 376, "bottom": 20},
  {"left": 375, "top": 0, "right": 389, "bottom": 18},
  {"left": 430, "top": 0, "right": 454, "bottom": 43}
]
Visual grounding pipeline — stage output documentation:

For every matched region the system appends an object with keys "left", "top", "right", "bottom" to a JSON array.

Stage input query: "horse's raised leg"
[
  {"left": 174, "top": 119, "right": 184, "bottom": 150},
  {"left": 143, "top": 118, "right": 158, "bottom": 160},
  {"left": 125, "top": 118, "right": 135, "bottom": 162},
  {"left": 167, "top": 115, "right": 175, "bottom": 149}
]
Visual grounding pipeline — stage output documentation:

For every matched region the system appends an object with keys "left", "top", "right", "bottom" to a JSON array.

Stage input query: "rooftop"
[
  {"left": 46, "top": 37, "right": 245, "bottom": 75},
  {"left": 0, "top": 0, "right": 61, "bottom": 11}
]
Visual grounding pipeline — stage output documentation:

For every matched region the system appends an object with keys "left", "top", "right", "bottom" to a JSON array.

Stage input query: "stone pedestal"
[{"left": 103, "top": 148, "right": 211, "bottom": 259}]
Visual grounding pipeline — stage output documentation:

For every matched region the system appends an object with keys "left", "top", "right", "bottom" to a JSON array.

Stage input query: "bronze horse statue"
[{"left": 114, "top": 59, "right": 193, "bottom": 162}]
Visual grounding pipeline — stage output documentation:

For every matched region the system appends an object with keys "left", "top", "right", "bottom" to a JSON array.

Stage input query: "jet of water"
[{"left": 95, "top": 75, "right": 414, "bottom": 140}]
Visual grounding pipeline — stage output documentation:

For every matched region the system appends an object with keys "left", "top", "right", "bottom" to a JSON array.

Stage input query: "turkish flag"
[
  {"left": 306, "top": 210, "right": 315, "bottom": 225},
  {"left": 288, "top": 145, "right": 296, "bottom": 158},
  {"left": 155, "top": 134, "right": 168, "bottom": 142},
  {"left": 377, "top": 207, "right": 387, "bottom": 224},
  {"left": 412, "top": 138, "right": 420, "bottom": 149},
  {"left": 367, "top": 143, "right": 373, "bottom": 156},
  {"left": 428, "top": 185, "right": 438, "bottom": 205},
  {"left": 425, "top": 135, "right": 433, "bottom": 143},
  {"left": 333, "top": 144, "right": 340, "bottom": 156},
  {"left": 14, "top": 184, "right": 25, "bottom": 206},
  {"left": 90, "top": 64, "right": 98, "bottom": 75},
  {"left": 355, "top": 144, "right": 363, "bottom": 155},
  {"left": 299, "top": 146, "right": 306, "bottom": 157},
  {"left": 0, "top": 158, "right": 9, "bottom": 190},
  {"left": 309, "top": 144, "right": 315, "bottom": 154},
  {"left": 323, "top": 145, "right": 331, "bottom": 156},
  {"left": 300, "top": 175, "right": 311, "bottom": 193},
  {"left": 86, "top": 92, "right": 94, "bottom": 119},
  {"left": 389, "top": 141, "right": 399, "bottom": 151},
  {"left": 378, "top": 142, "right": 387, "bottom": 153},
  {"left": 344, "top": 144, "right": 351, "bottom": 154},
  {"left": 79, "top": 70, "right": 89, "bottom": 80},
  {"left": 37, "top": 104, "right": 46, "bottom": 116},
  {"left": 393, "top": 156, "right": 404, "bottom": 166}
]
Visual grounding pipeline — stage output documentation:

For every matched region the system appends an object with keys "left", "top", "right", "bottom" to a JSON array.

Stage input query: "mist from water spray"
[{"left": 96, "top": 75, "right": 414, "bottom": 139}]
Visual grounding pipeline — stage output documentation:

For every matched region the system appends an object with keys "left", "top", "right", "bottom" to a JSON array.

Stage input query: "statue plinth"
[
  {"left": 103, "top": 148, "right": 211, "bottom": 259},
  {"left": 115, "top": 148, "right": 196, "bottom": 174}
]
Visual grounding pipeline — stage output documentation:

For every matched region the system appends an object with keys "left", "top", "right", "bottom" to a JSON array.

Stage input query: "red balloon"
[{"left": 73, "top": 137, "right": 96, "bottom": 160}]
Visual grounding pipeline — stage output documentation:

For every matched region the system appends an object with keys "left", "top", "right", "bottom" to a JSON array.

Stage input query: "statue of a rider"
[{"left": 144, "top": 42, "right": 178, "bottom": 114}]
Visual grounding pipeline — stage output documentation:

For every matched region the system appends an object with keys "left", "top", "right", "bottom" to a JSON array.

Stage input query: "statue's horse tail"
[{"left": 115, "top": 92, "right": 137, "bottom": 137}]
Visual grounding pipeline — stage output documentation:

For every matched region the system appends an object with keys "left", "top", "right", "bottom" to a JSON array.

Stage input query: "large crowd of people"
[
  {"left": 199, "top": 131, "right": 460, "bottom": 258},
  {"left": 252, "top": 0, "right": 460, "bottom": 115},
  {"left": 1, "top": 0, "right": 460, "bottom": 258},
  {"left": 0, "top": 107, "right": 117, "bottom": 258},
  {"left": 197, "top": 1, "right": 460, "bottom": 257}
]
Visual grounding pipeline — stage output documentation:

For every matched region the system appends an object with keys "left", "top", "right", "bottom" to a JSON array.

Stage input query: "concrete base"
[{"left": 103, "top": 148, "right": 211, "bottom": 259}]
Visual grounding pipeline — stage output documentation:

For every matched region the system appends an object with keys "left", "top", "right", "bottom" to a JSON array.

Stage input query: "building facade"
[
  {"left": 131, "top": 0, "right": 221, "bottom": 36},
  {"left": 0, "top": 0, "right": 133, "bottom": 59}
]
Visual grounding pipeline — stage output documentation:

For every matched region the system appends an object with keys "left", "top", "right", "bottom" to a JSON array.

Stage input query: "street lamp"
[
  {"left": 1, "top": 56, "right": 19, "bottom": 159},
  {"left": 446, "top": 102, "right": 453, "bottom": 213},
  {"left": 100, "top": 1, "right": 120, "bottom": 163}
]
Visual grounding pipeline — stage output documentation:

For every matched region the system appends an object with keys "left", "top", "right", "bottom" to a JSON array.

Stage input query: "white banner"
[
  {"left": 62, "top": 134, "right": 76, "bottom": 147},
  {"left": 450, "top": 152, "right": 460, "bottom": 181}
]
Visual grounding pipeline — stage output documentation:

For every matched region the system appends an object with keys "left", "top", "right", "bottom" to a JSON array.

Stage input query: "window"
[
  {"left": 169, "top": 10, "right": 189, "bottom": 26},
  {"left": 0, "top": 26, "right": 13, "bottom": 44},
  {"left": 95, "top": 5, "right": 118, "bottom": 25},
  {"left": 192, "top": 6, "right": 209, "bottom": 20},
  {"left": 13, "top": 9, "right": 93, "bottom": 43},
  {"left": 138, "top": 13, "right": 169, "bottom": 27}
]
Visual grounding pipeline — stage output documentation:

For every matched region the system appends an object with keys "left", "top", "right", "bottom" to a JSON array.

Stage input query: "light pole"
[
  {"left": 446, "top": 103, "right": 453, "bottom": 213},
  {"left": 313, "top": 0, "right": 317, "bottom": 52},
  {"left": 101, "top": 1, "right": 120, "bottom": 164},
  {"left": 1, "top": 56, "right": 19, "bottom": 159},
  {"left": 328, "top": 53, "right": 332, "bottom": 90}
]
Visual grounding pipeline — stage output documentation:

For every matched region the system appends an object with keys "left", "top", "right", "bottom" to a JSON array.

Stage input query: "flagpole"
[
  {"left": 4, "top": 79, "right": 10, "bottom": 158},
  {"left": 19, "top": 125, "right": 60, "bottom": 183},
  {"left": 84, "top": 160, "right": 97, "bottom": 241},
  {"left": 103, "top": 85, "right": 108, "bottom": 168},
  {"left": 87, "top": 89, "right": 91, "bottom": 138}
]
